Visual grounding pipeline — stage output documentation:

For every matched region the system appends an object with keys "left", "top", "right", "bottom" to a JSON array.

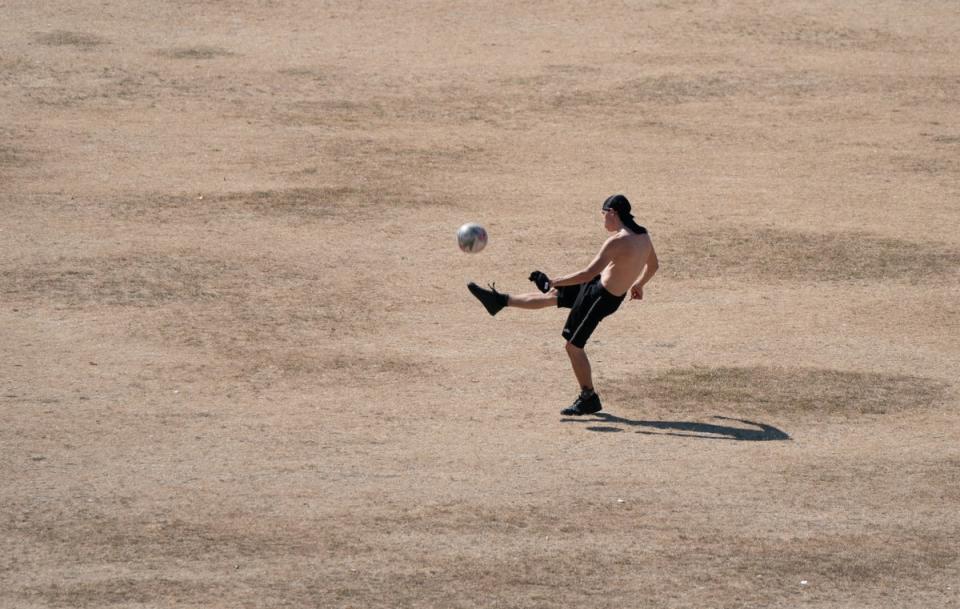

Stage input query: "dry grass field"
[{"left": 3, "top": 1, "right": 959, "bottom": 607}]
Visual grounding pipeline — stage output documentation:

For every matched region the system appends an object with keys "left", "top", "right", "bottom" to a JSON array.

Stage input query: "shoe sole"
[{"left": 561, "top": 405, "right": 602, "bottom": 416}]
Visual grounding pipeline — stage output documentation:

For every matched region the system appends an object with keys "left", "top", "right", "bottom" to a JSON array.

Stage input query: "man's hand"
[
  {"left": 528, "top": 271, "right": 551, "bottom": 293},
  {"left": 630, "top": 284, "right": 644, "bottom": 301}
]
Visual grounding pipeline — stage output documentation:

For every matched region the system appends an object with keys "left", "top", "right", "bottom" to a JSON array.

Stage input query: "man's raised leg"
[
  {"left": 507, "top": 291, "right": 557, "bottom": 309},
  {"left": 467, "top": 283, "right": 558, "bottom": 316}
]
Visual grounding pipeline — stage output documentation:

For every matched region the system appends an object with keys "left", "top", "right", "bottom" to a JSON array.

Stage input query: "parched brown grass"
[
  {"left": 663, "top": 228, "right": 960, "bottom": 283},
  {"left": 783, "top": 454, "right": 960, "bottom": 506},
  {"left": 33, "top": 30, "right": 108, "bottom": 49},
  {"left": 930, "top": 134, "right": 960, "bottom": 145},
  {"left": 703, "top": 16, "right": 903, "bottom": 50},
  {"left": 0, "top": 251, "right": 382, "bottom": 371},
  {"left": 892, "top": 154, "right": 959, "bottom": 176},
  {"left": 5, "top": 506, "right": 321, "bottom": 564},
  {"left": 714, "top": 530, "right": 957, "bottom": 590},
  {"left": 108, "top": 186, "right": 448, "bottom": 224},
  {"left": 277, "top": 66, "right": 329, "bottom": 80},
  {"left": 0, "top": 144, "right": 27, "bottom": 168},
  {"left": 157, "top": 46, "right": 233, "bottom": 60},
  {"left": 136, "top": 274, "right": 374, "bottom": 355},
  {"left": 21, "top": 579, "right": 226, "bottom": 608},
  {"left": 0, "top": 58, "right": 37, "bottom": 87},
  {"left": 4, "top": 1, "right": 960, "bottom": 608},
  {"left": 1, "top": 254, "right": 251, "bottom": 307},
  {"left": 605, "top": 366, "right": 949, "bottom": 417}
]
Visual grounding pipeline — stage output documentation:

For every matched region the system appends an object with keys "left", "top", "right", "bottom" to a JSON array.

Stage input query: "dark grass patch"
[
  {"left": 786, "top": 455, "right": 960, "bottom": 505},
  {"left": 157, "top": 46, "right": 233, "bottom": 60},
  {"left": 0, "top": 144, "right": 28, "bottom": 168},
  {"left": 544, "top": 64, "right": 603, "bottom": 76},
  {"left": 273, "top": 99, "right": 385, "bottom": 126},
  {"left": 931, "top": 135, "right": 960, "bottom": 145},
  {"left": 0, "top": 252, "right": 353, "bottom": 320},
  {"left": 271, "top": 87, "right": 510, "bottom": 128},
  {"left": 355, "top": 501, "right": 957, "bottom": 595},
  {"left": 14, "top": 532, "right": 954, "bottom": 609},
  {"left": 0, "top": 57, "right": 36, "bottom": 81},
  {"left": 662, "top": 227, "right": 960, "bottom": 283},
  {"left": 604, "top": 366, "right": 948, "bottom": 417},
  {"left": 325, "top": 354, "right": 436, "bottom": 380},
  {"left": 19, "top": 578, "right": 227, "bottom": 608},
  {"left": 278, "top": 66, "right": 328, "bottom": 81},
  {"left": 327, "top": 137, "right": 488, "bottom": 171},
  {"left": 892, "top": 154, "right": 958, "bottom": 176},
  {"left": 499, "top": 73, "right": 748, "bottom": 112},
  {"left": 140, "top": 279, "right": 379, "bottom": 369},
  {"left": 215, "top": 187, "right": 359, "bottom": 218},
  {"left": 506, "top": 70, "right": 832, "bottom": 115},
  {"left": 6, "top": 509, "right": 321, "bottom": 563},
  {"left": 270, "top": 66, "right": 882, "bottom": 133},
  {"left": 494, "top": 74, "right": 556, "bottom": 89},
  {"left": 8, "top": 497, "right": 956, "bottom": 608},
  {"left": 8, "top": 512, "right": 328, "bottom": 606},
  {"left": 34, "top": 30, "right": 108, "bottom": 49},
  {"left": 0, "top": 249, "right": 388, "bottom": 380},
  {"left": 0, "top": 254, "right": 251, "bottom": 307},
  {"left": 713, "top": 530, "right": 958, "bottom": 590},
  {"left": 270, "top": 71, "right": 782, "bottom": 131},
  {"left": 10, "top": 66, "right": 175, "bottom": 107},
  {"left": 110, "top": 186, "right": 444, "bottom": 224},
  {"left": 702, "top": 16, "right": 900, "bottom": 51},
  {"left": 617, "top": 73, "right": 745, "bottom": 104},
  {"left": 769, "top": 22, "right": 896, "bottom": 50},
  {"left": 351, "top": 515, "right": 955, "bottom": 594},
  {"left": 234, "top": 350, "right": 441, "bottom": 385},
  {"left": 373, "top": 498, "right": 647, "bottom": 537}
]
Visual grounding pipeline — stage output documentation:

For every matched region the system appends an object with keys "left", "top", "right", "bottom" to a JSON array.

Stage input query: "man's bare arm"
[
  {"left": 636, "top": 245, "right": 658, "bottom": 288},
  {"left": 629, "top": 245, "right": 658, "bottom": 301},
  {"left": 550, "top": 239, "right": 616, "bottom": 288}
]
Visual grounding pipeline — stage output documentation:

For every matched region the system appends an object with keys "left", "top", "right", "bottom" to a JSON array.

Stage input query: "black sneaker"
[
  {"left": 467, "top": 282, "right": 508, "bottom": 316},
  {"left": 561, "top": 390, "right": 602, "bottom": 416}
]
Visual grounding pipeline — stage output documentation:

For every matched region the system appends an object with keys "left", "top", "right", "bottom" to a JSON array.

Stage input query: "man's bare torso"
[{"left": 600, "top": 230, "right": 654, "bottom": 296}]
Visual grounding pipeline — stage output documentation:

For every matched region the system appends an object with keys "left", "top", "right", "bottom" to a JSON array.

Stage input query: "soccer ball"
[{"left": 457, "top": 223, "right": 488, "bottom": 253}]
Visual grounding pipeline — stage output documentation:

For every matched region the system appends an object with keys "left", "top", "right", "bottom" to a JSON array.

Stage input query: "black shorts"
[{"left": 556, "top": 276, "right": 625, "bottom": 348}]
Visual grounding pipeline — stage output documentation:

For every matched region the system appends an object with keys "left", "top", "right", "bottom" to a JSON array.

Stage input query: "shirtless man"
[{"left": 467, "top": 194, "right": 659, "bottom": 416}]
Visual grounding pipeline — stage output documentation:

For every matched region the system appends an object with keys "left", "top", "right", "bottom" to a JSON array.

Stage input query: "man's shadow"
[{"left": 564, "top": 413, "right": 790, "bottom": 441}]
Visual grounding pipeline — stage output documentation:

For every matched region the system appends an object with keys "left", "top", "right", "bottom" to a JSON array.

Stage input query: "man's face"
[{"left": 602, "top": 207, "right": 618, "bottom": 231}]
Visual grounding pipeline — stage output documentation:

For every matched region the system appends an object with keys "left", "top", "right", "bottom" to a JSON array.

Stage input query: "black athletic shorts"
[{"left": 556, "top": 275, "right": 625, "bottom": 348}]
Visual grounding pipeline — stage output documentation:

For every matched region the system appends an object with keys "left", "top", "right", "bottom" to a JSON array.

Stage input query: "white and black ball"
[{"left": 457, "top": 223, "right": 488, "bottom": 253}]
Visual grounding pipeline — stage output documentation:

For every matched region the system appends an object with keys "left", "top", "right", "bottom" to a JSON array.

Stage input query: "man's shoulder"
[
  {"left": 616, "top": 230, "right": 651, "bottom": 245},
  {"left": 605, "top": 231, "right": 648, "bottom": 256}
]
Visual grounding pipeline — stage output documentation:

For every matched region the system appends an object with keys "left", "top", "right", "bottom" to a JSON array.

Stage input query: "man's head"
[
  {"left": 601, "top": 201, "right": 622, "bottom": 232},
  {"left": 602, "top": 194, "right": 644, "bottom": 234}
]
